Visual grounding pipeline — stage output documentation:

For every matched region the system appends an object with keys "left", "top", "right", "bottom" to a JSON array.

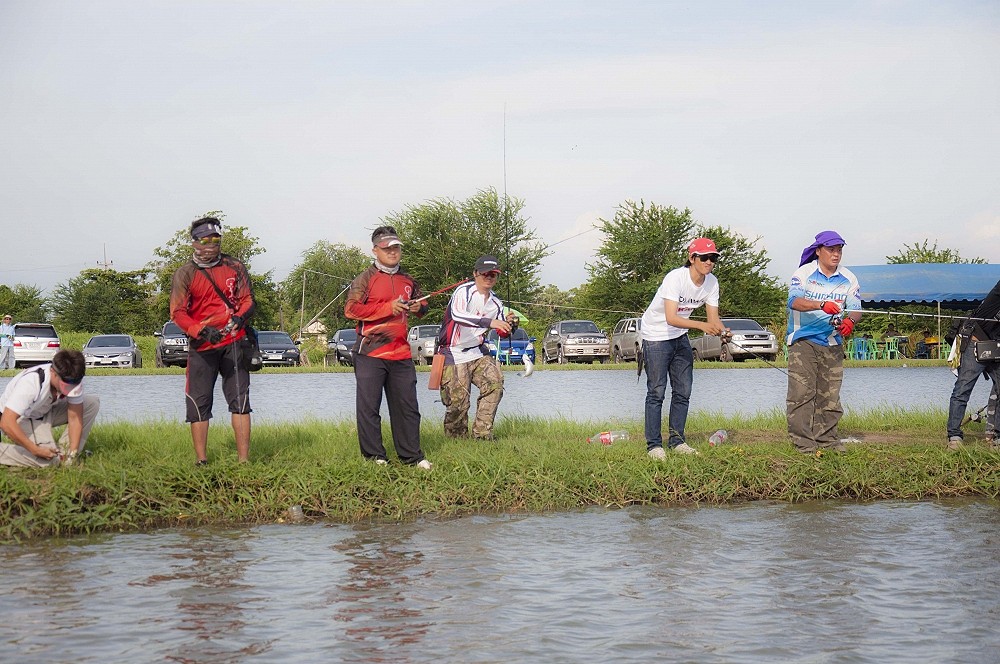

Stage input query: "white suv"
[
  {"left": 13, "top": 323, "right": 61, "bottom": 367},
  {"left": 611, "top": 317, "right": 642, "bottom": 363}
]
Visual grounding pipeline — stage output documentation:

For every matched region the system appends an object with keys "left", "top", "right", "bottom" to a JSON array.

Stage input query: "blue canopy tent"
[{"left": 848, "top": 264, "right": 1000, "bottom": 357}]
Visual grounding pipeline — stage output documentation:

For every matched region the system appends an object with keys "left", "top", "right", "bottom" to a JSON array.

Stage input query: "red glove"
[
  {"left": 821, "top": 301, "right": 842, "bottom": 315},
  {"left": 837, "top": 318, "right": 855, "bottom": 337}
]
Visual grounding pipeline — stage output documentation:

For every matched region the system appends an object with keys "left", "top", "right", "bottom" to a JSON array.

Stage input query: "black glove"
[
  {"left": 198, "top": 326, "right": 224, "bottom": 344},
  {"left": 222, "top": 315, "right": 244, "bottom": 335}
]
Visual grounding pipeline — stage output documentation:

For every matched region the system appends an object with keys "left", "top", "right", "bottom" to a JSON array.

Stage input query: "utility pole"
[{"left": 97, "top": 243, "right": 114, "bottom": 269}]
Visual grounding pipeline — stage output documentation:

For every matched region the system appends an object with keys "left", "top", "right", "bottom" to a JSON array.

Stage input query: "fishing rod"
[
  {"left": 859, "top": 308, "right": 995, "bottom": 323},
  {"left": 407, "top": 279, "right": 471, "bottom": 305}
]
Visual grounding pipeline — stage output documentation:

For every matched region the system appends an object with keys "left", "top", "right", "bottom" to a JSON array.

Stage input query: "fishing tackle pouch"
[
  {"left": 973, "top": 340, "right": 1000, "bottom": 363},
  {"left": 240, "top": 327, "right": 264, "bottom": 372}
]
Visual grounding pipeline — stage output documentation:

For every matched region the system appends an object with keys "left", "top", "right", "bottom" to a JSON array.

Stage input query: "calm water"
[
  {"left": 0, "top": 366, "right": 990, "bottom": 423},
  {"left": 2, "top": 500, "right": 998, "bottom": 663}
]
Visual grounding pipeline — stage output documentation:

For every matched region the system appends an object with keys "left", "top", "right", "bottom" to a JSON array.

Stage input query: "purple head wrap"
[{"left": 799, "top": 230, "right": 846, "bottom": 267}]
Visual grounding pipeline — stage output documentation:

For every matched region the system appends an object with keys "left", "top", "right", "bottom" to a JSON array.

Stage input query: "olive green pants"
[
  {"left": 440, "top": 356, "right": 505, "bottom": 438},
  {"left": 786, "top": 341, "right": 844, "bottom": 452}
]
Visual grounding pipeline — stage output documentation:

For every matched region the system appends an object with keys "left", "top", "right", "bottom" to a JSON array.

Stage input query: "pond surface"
[
  {"left": 0, "top": 366, "right": 989, "bottom": 423},
  {"left": 2, "top": 500, "right": 998, "bottom": 663}
]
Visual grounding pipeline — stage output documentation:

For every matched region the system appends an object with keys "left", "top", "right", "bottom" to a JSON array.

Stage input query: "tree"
[
  {"left": 581, "top": 201, "right": 786, "bottom": 331},
  {"left": 145, "top": 212, "right": 281, "bottom": 328},
  {"left": 581, "top": 201, "right": 697, "bottom": 330},
  {"left": 0, "top": 284, "right": 48, "bottom": 322},
  {"left": 383, "top": 188, "right": 547, "bottom": 323},
  {"left": 281, "top": 241, "right": 373, "bottom": 336},
  {"left": 50, "top": 269, "right": 158, "bottom": 334},
  {"left": 887, "top": 239, "right": 986, "bottom": 264}
]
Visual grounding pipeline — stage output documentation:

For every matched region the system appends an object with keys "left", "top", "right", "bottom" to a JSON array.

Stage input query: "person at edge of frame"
[
  {"left": 170, "top": 216, "right": 256, "bottom": 465},
  {"left": 344, "top": 225, "right": 433, "bottom": 470},
  {"left": 944, "top": 277, "right": 1000, "bottom": 450},
  {"left": 0, "top": 314, "right": 15, "bottom": 370},
  {"left": 785, "top": 230, "right": 862, "bottom": 454},
  {"left": 437, "top": 254, "right": 516, "bottom": 441},
  {"left": 0, "top": 349, "right": 101, "bottom": 468},
  {"left": 640, "top": 237, "right": 727, "bottom": 459}
]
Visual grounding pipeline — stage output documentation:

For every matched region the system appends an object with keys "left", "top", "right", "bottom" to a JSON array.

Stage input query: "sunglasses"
[
  {"left": 195, "top": 236, "right": 222, "bottom": 245},
  {"left": 695, "top": 254, "right": 720, "bottom": 263},
  {"left": 480, "top": 271, "right": 500, "bottom": 279},
  {"left": 58, "top": 373, "right": 83, "bottom": 386}
]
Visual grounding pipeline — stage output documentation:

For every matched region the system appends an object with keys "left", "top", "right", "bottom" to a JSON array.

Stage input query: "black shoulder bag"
[{"left": 197, "top": 267, "right": 263, "bottom": 372}]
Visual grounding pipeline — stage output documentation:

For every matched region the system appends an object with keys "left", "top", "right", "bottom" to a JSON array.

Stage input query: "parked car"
[
  {"left": 486, "top": 328, "right": 536, "bottom": 365},
  {"left": 611, "top": 317, "right": 642, "bottom": 363},
  {"left": 256, "top": 330, "right": 301, "bottom": 367},
  {"left": 408, "top": 324, "right": 440, "bottom": 365},
  {"left": 82, "top": 334, "right": 142, "bottom": 369},
  {"left": 541, "top": 320, "right": 610, "bottom": 364},
  {"left": 153, "top": 321, "right": 189, "bottom": 368},
  {"left": 690, "top": 317, "right": 779, "bottom": 362},
  {"left": 329, "top": 328, "right": 358, "bottom": 366},
  {"left": 12, "top": 323, "right": 61, "bottom": 367}
]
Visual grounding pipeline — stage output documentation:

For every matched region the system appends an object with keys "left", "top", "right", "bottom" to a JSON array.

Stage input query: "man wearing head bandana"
[
  {"left": 170, "top": 216, "right": 256, "bottom": 465},
  {"left": 785, "top": 231, "right": 862, "bottom": 453}
]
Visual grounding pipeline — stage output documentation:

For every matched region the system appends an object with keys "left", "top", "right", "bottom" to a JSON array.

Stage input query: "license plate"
[
  {"left": 99, "top": 360, "right": 114, "bottom": 365},
  {"left": 267, "top": 354, "right": 283, "bottom": 360}
]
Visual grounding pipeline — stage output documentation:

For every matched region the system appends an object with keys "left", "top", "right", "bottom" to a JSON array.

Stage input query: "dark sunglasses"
[
  {"left": 695, "top": 254, "right": 720, "bottom": 263},
  {"left": 58, "top": 373, "right": 83, "bottom": 386},
  {"left": 195, "top": 236, "right": 222, "bottom": 245},
  {"left": 480, "top": 271, "right": 500, "bottom": 279}
]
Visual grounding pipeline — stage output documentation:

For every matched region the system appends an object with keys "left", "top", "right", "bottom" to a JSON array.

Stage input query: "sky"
[{"left": 1, "top": 1, "right": 998, "bottom": 299}]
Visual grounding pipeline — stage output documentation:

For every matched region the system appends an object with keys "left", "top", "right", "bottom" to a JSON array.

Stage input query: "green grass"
[{"left": 1, "top": 409, "right": 996, "bottom": 542}]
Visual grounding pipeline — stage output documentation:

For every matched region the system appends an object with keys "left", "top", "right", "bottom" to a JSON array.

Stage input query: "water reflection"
[
  {"left": 329, "top": 524, "right": 431, "bottom": 661},
  {"left": 131, "top": 530, "right": 273, "bottom": 663},
  {"left": 0, "top": 366, "right": 988, "bottom": 423},
  {"left": 1, "top": 501, "right": 999, "bottom": 662}
]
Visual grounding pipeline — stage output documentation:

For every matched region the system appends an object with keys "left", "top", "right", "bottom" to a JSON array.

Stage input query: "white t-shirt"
[
  {"left": 441, "top": 283, "right": 504, "bottom": 365},
  {"left": 640, "top": 267, "right": 720, "bottom": 342},
  {"left": 0, "top": 364, "right": 85, "bottom": 420}
]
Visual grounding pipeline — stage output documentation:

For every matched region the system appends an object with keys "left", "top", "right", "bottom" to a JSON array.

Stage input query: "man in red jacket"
[
  {"left": 345, "top": 226, "right": 432, "bottom": 469},
  {"left": 170, "top": 216, "right": 256, "bottom": 465}
]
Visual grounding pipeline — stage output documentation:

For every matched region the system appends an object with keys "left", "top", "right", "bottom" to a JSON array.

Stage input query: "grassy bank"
[{"left": 2, "top": 409, "right": 997, "bottom": 543}]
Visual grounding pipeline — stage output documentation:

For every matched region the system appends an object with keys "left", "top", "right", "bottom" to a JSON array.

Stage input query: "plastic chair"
[
  {"left": 914, "top": 341, "right": 930, "bottom": 359},
  {"left": 883, "top": 337, "right": 901, "bottom": 360}
]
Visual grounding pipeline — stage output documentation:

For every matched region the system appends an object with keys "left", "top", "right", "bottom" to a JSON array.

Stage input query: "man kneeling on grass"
[{"left": 0, "top": 349, "right": 100, "bottom": 468}]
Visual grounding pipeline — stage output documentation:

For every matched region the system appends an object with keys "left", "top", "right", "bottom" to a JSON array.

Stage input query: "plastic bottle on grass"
[
  {"left": 708, "top": 430, "right": 728, "bottom": 446},
  {"left": 587, "top": 430, "right": 629, "bottom": 446}
]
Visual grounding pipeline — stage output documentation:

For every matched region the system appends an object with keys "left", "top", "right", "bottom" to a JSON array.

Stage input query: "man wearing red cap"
[
  {"left": 785, "top": 230, "right": 862, "bottom": 453},
  {"left": 640, "top": 238, "right": 727, "bottom": 457}
]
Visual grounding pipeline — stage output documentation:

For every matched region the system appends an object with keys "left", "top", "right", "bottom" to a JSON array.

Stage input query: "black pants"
[{"left": 353, "top": 353, "right": 424, "bottom": 464}]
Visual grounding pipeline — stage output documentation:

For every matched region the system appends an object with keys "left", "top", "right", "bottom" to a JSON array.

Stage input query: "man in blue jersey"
[{"left": 786, "top": 231, "right": 862, "bottom": 453}]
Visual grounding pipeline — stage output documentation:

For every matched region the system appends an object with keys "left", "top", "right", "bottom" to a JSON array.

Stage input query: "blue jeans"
[
  {"left": 643, "top": 337, "right": 694, "bottom": 450},
  {"left": 947, "top": 341, "right": 1000, "bottom": 439}
]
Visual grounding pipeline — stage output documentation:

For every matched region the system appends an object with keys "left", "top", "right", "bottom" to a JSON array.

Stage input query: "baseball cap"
[
  {"left": 688, "top": 238, "right": 720, "bottom": 258},
  {"left": 373, "top": 230, "right": 402, "bottom": 249},
  {"left": 474, "top": 255, "right": 501, "bottom": 273},
  {"left": 191, "top": 218, "right": 223, "bottom": 239}
]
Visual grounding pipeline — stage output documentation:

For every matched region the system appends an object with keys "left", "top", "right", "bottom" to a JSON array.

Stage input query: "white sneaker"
[
  {"left": 416, "top": 459, "right": 433, "bottom": 470},
  {"left": 947, "top": 436, "right": 963, "bottom": 450},
  {"left": 374, "top": 458, "right": 388, "bottom": 465},
  {"left": 647, "top": 447, "right": 666, "bottom": 460},
  {"left": 673, "top": 443, "right": 700, "bottom": 455}
]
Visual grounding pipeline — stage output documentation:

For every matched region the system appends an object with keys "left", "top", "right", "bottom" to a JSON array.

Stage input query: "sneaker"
[
  {"left": 647, "top": 447, "right": 666, "bottom": 460},
  {"left": 673, "top": 443, "right": 700, "bottom": 455},
  {"left": 947, "top": 436, "right": 963, "bottom": 450},
  {"left": 374, "top": 458, "right": 388, "bottom": 466},
  {"left": 195, "top": 459, "right": 208, "bottom": 466},
  {"left": 990, "top": 438, "right": 999, "bottom": 450},
  {"left": 416, "top": 459, "right": 433, "bottom": 470}
]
